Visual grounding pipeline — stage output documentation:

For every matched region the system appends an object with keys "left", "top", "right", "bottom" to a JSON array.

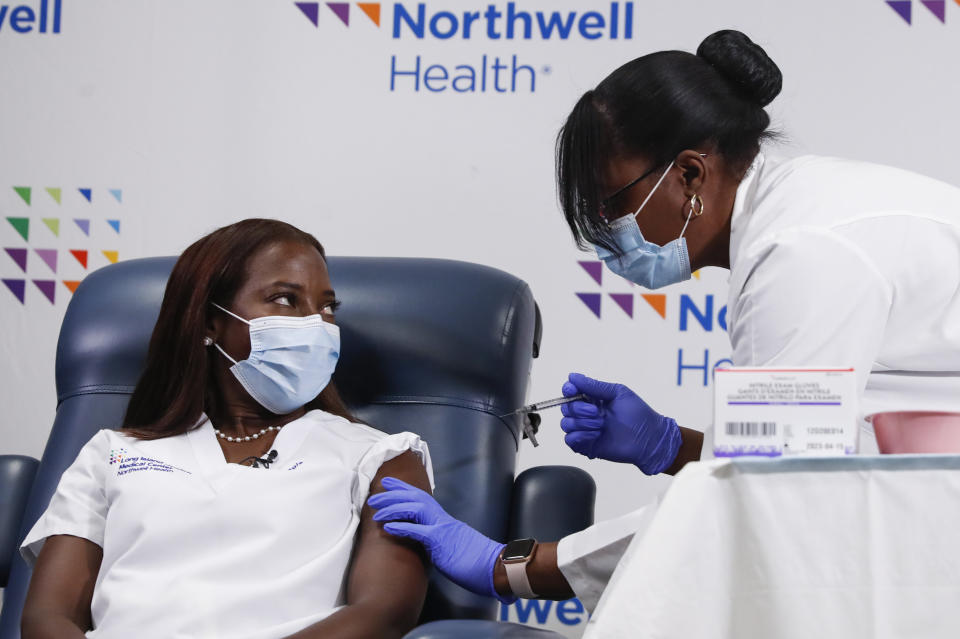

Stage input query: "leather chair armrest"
[
  {"left": 508, "top": 466, "right": 595, "bottom": 541},
  {"left": 0, "top": 455, "right": 40, "bottom": 587},
  {"left": 404, "top": 620, "right": 566, "bottom": 638}
]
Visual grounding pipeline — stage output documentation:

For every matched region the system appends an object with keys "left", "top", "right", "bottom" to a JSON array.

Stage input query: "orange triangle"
[
  {"left": 62, "top": 280, "right": 81, "bottom": 294},
  {"left": 641, "top": 294, "right": 667, "bottom": 319},
  {"left": 70, "top": 249, "right": 88, "bottom": 269},
  {"left": 692, "top": 270, "right": 701, "bottom": 280},
  {"left": 357, "top": 2, "right": 380, "bottom": 25},
  {"left": 102, "top": 250, "right": 119, "bottom": 264}
]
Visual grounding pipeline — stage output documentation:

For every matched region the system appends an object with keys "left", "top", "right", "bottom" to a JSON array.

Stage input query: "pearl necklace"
[{"left": 214, "top": 424, "right": 283, "bottom": 443}]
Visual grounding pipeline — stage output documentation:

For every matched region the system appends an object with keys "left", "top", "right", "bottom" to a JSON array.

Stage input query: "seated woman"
[{"left": 19, "top": 219, "right": 433, "bottom": 639}]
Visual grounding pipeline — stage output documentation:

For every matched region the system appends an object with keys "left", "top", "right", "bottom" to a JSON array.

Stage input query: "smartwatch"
[{"left": 501, "top": 538, "right": 539, "bottom": 599}]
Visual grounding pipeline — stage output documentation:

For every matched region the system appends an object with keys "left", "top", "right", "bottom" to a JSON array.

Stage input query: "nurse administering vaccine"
[{"left": 370, "top": 29, "right": 960, "bottom": 608}]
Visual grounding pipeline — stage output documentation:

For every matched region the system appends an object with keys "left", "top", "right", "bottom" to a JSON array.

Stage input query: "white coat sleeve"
[
  {"left": 20, "top": 430, "right": 111, "bottom": 566},
  {"left": 730, "top": 228, "right": 893, "bottom": 396},
  {"left": 556, "top": 502, "right": 659, "bottom": 614}
]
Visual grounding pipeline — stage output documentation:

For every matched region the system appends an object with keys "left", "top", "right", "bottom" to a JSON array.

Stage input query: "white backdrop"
[{"left": 2, "top": 0, "right": 959, "bottom": 635}]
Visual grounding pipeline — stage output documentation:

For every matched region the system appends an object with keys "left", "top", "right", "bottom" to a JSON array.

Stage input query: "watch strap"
[{"left": 502, "top": 548, "right": 539, "bottom": 599}]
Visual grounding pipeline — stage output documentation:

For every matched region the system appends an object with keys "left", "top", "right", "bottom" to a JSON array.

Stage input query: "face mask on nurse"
[
  {"left": 210, "top": 302, "right": 341, "bottom": 415},
  {"left": 594, "top": 161, "right": 697, "bottom": 290}
]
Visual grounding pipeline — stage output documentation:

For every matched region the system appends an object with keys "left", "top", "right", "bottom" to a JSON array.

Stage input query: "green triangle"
[
  {"left": 42, "top": 217, "right": 60, "bottom": 237},
  {"left": 6, "top": 217, "right": 29, "bottom": 241},
  {"left": 13, "top": 186, "right": 31, "bottom": 206},
  {"left": 45, "top": 187, "right": 62, "bottom": 204}
]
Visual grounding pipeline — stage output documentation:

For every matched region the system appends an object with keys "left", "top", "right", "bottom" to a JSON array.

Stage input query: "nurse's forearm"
[
  {"left": 663, "top": 426, "right": 703, "bottom": 475},
  {"left": 492, "top": 542, "right": 575, "bottom": 601},
  {"left": 20, "top": 616, "right": 89, "bottom": 639}
]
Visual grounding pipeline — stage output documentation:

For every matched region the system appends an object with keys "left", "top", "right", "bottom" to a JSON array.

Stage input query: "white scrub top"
[
  {"left": 20, "top": 410, "right": 433, "bottom": 639},
  {"left": 728, "top": 153, "right": 960, "bottom": 419}
]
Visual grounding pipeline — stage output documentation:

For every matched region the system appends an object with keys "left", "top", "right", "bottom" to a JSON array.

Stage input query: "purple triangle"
[
  {"left": 327, "top": 2, "right": 349, "bottom": 25},
  {"left": 576, "top": 293, "right": 602, "bottom": 318},
  {"left": 578, "top": 260, "right": 602, "bottom": 286},
  {"left": 2, "top": 279, "right": 25, "bottom": 303},
  {"left": 74, "top": 218, "right": 90, "bottom": 236},
  {"left": 35, "top": 249, "right": 57, "bottom": 273},
  {"left": 295, "top": 2, "right": 320, "bottom": 26},
  {"left": 887, "top": 1, "right": 912, "bottom": 24},
  {"left": 921, "top": 0, "right": 945, "bottom": 22},
  {"left": 33, "top": 279, "right": 55, "bottom": 304},
  {"left": 4, "top": 248, "right": 27, "bottom": 272},
  {"left": 609, "top": 293, "right": 634, "bottom": 318}
]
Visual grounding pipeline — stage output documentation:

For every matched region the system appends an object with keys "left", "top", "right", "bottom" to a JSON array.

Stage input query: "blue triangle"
[
  {"left": 109, "top": 188, "right": 122, "bottom": 203},
  {"left": 887, "top": 1, "right": 912, "bottom": 24},
  {"left": 107, "top": 219, "right": 120, "bottom": 234},
  {"left": 78, "top": 188, "right": 92, "bottom": 202},
  {"left": 74, "top": 218, "right": 90, "bottom": 236}
]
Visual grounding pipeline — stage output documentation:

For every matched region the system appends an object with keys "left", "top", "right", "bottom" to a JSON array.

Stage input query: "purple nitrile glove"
[
  {"left": 368, "top": 477, "right": 515, "bottom": 604},
  {"left": 560, "top": 372, "right": 682, "bottom": 475}
]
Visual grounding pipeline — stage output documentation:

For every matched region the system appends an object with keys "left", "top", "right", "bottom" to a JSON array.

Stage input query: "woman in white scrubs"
[
  {"left": 20, "top": 219, "right": 433, "bottom": 638},
  {"left": 369, "top": 29, "right": 960, "bottom": 608}
]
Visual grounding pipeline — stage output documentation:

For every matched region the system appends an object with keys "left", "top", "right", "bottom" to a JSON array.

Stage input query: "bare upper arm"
[
  {"left": 23, "top": 534, "right": 102, "bottom": 633},
  {"left": 346, "top": 450, "right": 431, "bottom": 628}
]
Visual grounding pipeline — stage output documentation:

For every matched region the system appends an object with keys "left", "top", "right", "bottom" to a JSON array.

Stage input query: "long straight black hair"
[
  {"left": 123, "top": 218, "right": 358, "bottom": 439},
  {"left": 556, "top": 30, "right": 782, "bottom": 253}
]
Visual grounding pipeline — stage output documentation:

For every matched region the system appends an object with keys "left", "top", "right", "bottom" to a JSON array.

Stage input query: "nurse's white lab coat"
[
  {"left": 21, "top": 410, "right": 433, "bottom": 639},
  {"left": 558, "top": 152, "right": 960, "bottom": 609}
]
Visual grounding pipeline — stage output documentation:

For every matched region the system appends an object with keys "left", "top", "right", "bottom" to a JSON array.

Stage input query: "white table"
[{"left": 585, "top": 456, "right": 960, "bottom": 639}]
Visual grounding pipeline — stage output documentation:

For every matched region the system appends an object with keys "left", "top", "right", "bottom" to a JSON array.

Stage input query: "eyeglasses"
[{"left": 598, "top": 153, "right": 708, "bottom": 222}]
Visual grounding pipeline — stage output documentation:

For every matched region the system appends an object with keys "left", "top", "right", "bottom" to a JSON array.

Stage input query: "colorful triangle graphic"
[
  {"left": 295, "top": 2, "right": 320, "bottom": 26},
  {"left": 62, "top": 280, "right": 81, "bottom": 294},
  {"left": 692, "top": 270, "right": 701, "bottom": 280},
  {"left": 921, "top": 0, "right": 946, "bottom": 21},
  {"left": 13, "top": 186, "right": 31, "bottom": 205},
  {"left": 887, "top": 1, "right": 913, "bottom": 23},
  {"left": 6, "top": 217, "right": 29, "bottom": 241},
  {"left": 357, "top": 2, "right": 380, "bottom": 25},
  {"left": 577, "top": 260, "right": 602, "bottom": 286},
  {"left": 641, "top": 294, "right": 667, "bottom": 319},
  {"left": 70, "top": 249, "right": 88, "bottom": 269},
  {"left": 576, "top": 293, "right": 602, "bottom": 318},
  {"left": 107, "top": 219, "right": 121, "bottom": 234},
  {"left": 78, "top": 188, "right": 92, "bottom": 203},
  {"left": 102, "top": 250, "right": 119, "bottom": 264},
  {"left": 74, "top": 218, "right": 90, "bottom": 236},
  {"left": 109, "top": 188, "right": 123, "bottom": 203},
  {"left": 2, "top": 279, "right": 25, "bottom": 304},
  {"left": 327, "top": 2, "right": 349, "bottom": 25},
  {"left": 4, "top": 248, "right": 27, "bottom": 272},
  {"left": 33, "top": 279, "right": 55, "bottom": 304},
  {"left": 609, "top": 293, "right": 634, "bottom": 318},
  {"left": 34, "top": 249, "right": 57, "bottom": 273},
  {"left": 42, "top": 218, "right": 60, "bottom": 237},
  {"left": 45, "top": 187, "right": 62, "bottom": 204}
]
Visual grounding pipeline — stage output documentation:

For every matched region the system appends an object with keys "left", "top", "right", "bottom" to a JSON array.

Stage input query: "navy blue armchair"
[{"left": 0, "top": 256, "right": 595, "bottom": 639}]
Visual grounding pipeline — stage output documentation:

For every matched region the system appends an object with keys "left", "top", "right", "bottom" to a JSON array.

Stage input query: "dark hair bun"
[{"left": 697, "top": 30, "right": 782, "bottom": 107}]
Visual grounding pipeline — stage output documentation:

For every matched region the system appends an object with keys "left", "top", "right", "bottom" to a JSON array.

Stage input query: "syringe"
[{"left": 499, "top": 394, "right": 589, "bottom": 418}]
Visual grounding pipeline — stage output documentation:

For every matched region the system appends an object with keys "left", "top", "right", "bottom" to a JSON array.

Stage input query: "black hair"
[{"left": 556, "top": 30, "right": 782, "bottom": 252}]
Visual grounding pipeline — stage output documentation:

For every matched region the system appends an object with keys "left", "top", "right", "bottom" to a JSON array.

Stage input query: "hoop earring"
[{"left": 689, "top": 194, "right": 705, "bottom": 217}]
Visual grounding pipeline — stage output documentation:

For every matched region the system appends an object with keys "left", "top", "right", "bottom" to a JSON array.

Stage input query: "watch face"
[{"left": 502, "top": 538, "right": 536, "bottom": 562}]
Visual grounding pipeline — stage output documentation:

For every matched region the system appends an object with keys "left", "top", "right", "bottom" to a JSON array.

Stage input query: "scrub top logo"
[
  {"left": 2, "top": 186, "right": 124, "bottom": 307},
  {"left": 109, "top": 448, "right": 128, "bottom": 465},
  {"left": 291, "top": 2, "right": 639, "bottom": 94},
  {"left": 885, "top": 1, "right": 953, "bottom": 24}
]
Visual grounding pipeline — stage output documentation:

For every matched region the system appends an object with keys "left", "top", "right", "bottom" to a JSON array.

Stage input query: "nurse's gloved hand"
[
  {"left": 368, "top": 477, "right": 514, "bottom": 604},
  {"left": 561, "top": 373, "right": 682, "bottom": 475}
]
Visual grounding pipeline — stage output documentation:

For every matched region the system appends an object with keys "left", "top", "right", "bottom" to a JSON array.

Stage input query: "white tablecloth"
[{"left": 585, "top": 456, "right": 960, "bottom": 639}]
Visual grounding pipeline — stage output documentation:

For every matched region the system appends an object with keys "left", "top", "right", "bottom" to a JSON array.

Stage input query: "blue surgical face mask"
[
  {"left": 594, "top": 161, "right": 693, "bottom": 290},
  {"left": 210, "top": 303, "right": 341, "bottom": 415}
]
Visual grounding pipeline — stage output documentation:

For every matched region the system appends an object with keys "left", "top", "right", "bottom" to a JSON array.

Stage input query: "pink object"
[{"left": 873, "top": 412, "right": 960, "bottom": 454}]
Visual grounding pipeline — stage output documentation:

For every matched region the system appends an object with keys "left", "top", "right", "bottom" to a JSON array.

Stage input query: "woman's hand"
[
  {"left": 369, "top": 477, "right": 512, "bottom": 603},
  {"left": 561, "top": 373, "right": 683, "bottom": 475}
]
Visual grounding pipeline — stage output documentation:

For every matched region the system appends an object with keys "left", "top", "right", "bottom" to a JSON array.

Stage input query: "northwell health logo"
[
  {"left": 293, "top": 2, "right": 638, "bottom": 93},
  {"left": 0, "top": 0, "right": 62, "bottom": 33},
  {"left": 886, "top": 0, "right": 956, "bottom": 24}
]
